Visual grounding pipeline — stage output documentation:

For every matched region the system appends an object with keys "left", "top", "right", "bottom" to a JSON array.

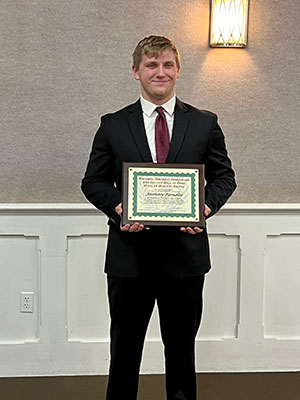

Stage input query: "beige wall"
[{"left": 1, "top": 0, "right": 299, "bottom": 203}]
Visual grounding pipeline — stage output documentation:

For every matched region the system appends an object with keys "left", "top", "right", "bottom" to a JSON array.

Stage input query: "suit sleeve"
[
  {"left": 81, "top": 116, "right": 121, "bottom": 226},
  {"left": 204, "top": 114, "right": 237, "bottom": 217}
]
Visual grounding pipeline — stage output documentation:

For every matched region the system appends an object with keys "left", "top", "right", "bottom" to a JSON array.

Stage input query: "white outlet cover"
[{"left": 20, "top": 292, "right": 34, "bottom": 313}]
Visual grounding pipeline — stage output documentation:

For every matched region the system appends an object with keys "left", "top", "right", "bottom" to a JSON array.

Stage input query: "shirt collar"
[{"left": 140, "top": 95, "right": 176, "bottom": 117}]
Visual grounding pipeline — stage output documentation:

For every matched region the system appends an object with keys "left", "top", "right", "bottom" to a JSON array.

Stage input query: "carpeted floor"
[{"left": 0, "top": 372, "right": 299, "bottom": 400}]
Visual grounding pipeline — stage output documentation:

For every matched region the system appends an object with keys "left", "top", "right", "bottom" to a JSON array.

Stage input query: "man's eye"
[{"left": 147, "top": 64, "right": 155, "bottom": 68}]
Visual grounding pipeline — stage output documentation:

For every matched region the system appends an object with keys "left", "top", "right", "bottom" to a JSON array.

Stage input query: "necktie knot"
[{"left": 156, "top": 107, "right": 166, "bottom": 118}]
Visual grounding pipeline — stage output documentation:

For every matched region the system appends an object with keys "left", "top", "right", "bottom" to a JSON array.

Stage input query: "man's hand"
[
  {"left": 115, "top": 203, "right": 146, "bottom": 232},
  {"left": 115, "top": 203, "right": 211, "bottom": 234},
  {"left": 180, "top": 204, "right": 211, "bottom": 235}
]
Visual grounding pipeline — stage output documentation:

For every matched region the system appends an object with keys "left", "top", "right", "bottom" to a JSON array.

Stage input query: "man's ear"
[{"left": 132, "top": 64, "right": 140, "bottom": 81}]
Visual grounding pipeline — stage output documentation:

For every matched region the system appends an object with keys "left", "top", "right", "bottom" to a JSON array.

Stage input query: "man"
[{"left": 81, "top": 35, "right": 236, "bottom": 400}]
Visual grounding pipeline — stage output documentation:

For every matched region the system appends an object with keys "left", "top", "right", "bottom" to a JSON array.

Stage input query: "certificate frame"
[{"left": 122, "top": 163, "right": 205, "bottom": 227}]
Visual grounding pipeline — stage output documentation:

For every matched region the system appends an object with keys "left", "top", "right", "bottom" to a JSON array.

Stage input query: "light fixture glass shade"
[{"left": 210, "top": 0, "right": 249, "bottom": 47}]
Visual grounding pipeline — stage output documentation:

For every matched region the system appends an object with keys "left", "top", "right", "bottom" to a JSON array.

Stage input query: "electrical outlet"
[{"left": 20, "top": 292, "right": 34, "bottom": 313}]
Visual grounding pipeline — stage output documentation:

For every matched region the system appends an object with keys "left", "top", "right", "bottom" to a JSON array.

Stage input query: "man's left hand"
[{"left": 180, "top": 204, "right": 211, "bottom": 235}]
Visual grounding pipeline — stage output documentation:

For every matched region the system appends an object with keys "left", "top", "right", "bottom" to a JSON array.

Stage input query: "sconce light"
[{"left": 210, "top": 0, "right": 249, "bottom": 47}]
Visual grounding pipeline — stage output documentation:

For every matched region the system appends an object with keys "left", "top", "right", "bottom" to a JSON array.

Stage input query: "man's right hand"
[{"left": 115, "top": 203, "right": 146, "bottom": 232}]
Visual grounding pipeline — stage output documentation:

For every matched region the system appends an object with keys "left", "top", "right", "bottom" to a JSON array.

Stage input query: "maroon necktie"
[{"left": 155, "top": 107, "right": 170, "bottom": 163}]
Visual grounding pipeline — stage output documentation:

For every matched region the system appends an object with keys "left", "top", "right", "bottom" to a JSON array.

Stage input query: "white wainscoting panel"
[
  {"left": 264, "top": 234, "right": 300, "bottom": 339},
  {"left": 0, "top": 203, "right": 300, "bottom": 376},
  {"left": 67, "top": 234, "right": 109, "bottom": 342},
  {"left": 200, "top": 234, "right": 241, "bottom": 340},
  {"left": 0, "top": 235, "right": 40, "bottom": 343}
]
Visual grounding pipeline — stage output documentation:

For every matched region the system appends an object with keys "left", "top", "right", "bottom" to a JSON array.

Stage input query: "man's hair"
[{"left": 132, "top": 35, "right": 180, "bottom": 70}]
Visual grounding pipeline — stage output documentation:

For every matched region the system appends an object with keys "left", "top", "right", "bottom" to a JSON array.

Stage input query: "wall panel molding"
[
  {"left": 264, "top": 233, "right": 300, "bottom": 340},
  {"left": 1, "top": 202, "right": 300, "bottom": 214},
  {"left": 0, "top": 234, "right": 41, "bottom": 344},
  {"left": 0, "top": 203, "right": 300, "bottom": 376}
]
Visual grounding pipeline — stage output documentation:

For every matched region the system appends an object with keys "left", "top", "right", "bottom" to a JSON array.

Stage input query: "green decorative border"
[{"left": 132, "top": 171, "right": 196, "bottom": 218}]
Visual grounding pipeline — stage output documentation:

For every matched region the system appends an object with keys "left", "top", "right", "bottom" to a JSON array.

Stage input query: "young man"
[{"left": 82, "top": 35, "right": 236, "bottom": 400}]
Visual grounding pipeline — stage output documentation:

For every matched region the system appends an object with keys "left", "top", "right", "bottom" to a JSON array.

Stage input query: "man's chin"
[
  {"left": 152, "top": 90, "right": 172, "bottom": 100},
  {"left": 143, "top": 88, "right": 174, "bottom": 103}
]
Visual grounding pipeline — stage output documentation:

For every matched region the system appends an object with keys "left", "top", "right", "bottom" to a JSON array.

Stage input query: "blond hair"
[{"left": 132, "top": 35, "right": 180, "bottom": 70}]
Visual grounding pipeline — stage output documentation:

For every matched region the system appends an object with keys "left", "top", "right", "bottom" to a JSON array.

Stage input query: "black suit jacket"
[{"left": 81, "top": 98, "right": 236, "bottom": 278}]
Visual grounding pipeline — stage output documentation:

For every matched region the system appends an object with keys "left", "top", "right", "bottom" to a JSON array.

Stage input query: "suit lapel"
[
  {"left": 166, "top": 98, "right": 190, "bottom": 163},
  {"left": 127, "top": 98, "right": 190, "bottom": 163},
  {"left": 127, "top": 100, "right": 153, "bottom": 162}
]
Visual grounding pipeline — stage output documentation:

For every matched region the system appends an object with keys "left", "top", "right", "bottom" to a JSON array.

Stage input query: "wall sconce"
[{"left": 210, "top": 0, "right": 249, "bottom": 47}]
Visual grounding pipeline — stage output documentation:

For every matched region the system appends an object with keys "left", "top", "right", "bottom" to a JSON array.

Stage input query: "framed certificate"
[{"left": 122, "top": 163, "right": 205, "bottom": 227}]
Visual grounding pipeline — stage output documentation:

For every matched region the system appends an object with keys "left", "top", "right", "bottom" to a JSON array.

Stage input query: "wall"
[
  {"left": 1, "top": 0, "right": 300, "bottom": 378},
  {"left": 0, "top": 204, "right": 300, "bottom": 376},
  {"left": 1, "top": 0, "right": 300, "bottom": 203}
]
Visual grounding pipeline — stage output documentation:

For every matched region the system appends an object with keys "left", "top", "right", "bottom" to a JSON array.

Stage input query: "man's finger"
[
  {"left": 193, "top": 227, "right": 204, "bottom": 233},
  {"left": 135, "top": 224, "right": 144, "bottom": 232},
  {"left": 180, "top": 226, "right": 203, "bottom": 234},
  {"left": 186, "top": 227, "right": 197, "bottom": 235},
  {"left": 204, "top": 205, "right": 211, "bottom": 217},
  {"left": 128, "top": 223, "right": 138, "bottom": 232},
  {"left": 120, "top": 224, "right": 130, "bottom": 231},
  {"left": 128, "top": 223, "right": 144, "bottom": 232},
  {"left": 115, "top": 203, "right": 123, "bottom": 216}
]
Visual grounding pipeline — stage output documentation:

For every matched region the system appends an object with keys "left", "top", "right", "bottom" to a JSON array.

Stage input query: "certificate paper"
[{"left": 122, "top": 163, "right": 205, "bottom": 227}]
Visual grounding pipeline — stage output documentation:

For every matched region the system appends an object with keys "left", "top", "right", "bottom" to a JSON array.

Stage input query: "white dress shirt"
[{"left": 140, "top": 95, "right": 176, "bottom": 163}]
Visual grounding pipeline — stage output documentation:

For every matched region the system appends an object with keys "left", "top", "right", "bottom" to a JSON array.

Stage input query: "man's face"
[{"left": 132, "top": 49, "right": 180, "bottom": 105}]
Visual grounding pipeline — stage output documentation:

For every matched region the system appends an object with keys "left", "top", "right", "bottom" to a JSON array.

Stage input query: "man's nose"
[{"left": 156, "top": 64, "right": 166, "bottom": 77}]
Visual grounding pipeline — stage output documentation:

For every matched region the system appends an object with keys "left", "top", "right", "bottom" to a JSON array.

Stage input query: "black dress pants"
[{"left": 106, "top": 274, "right": 205, "bottom": 400}]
